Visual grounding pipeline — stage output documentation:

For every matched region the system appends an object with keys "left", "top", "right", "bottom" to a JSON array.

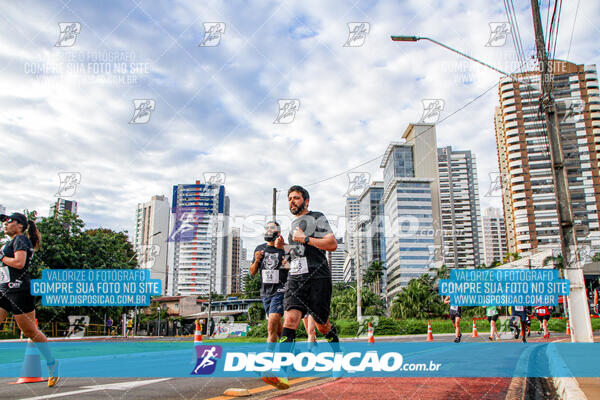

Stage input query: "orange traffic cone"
[
  {"left": 194, "top": 320, "right": 203, "bottom": 344},
  {"left": 471, "top": 319, "right": 478, "bottom": 338},
  {"left": 426, "top": 321, "right": 434, "bottom": 342},
  {"left": 367, "top": 322, "right": 375, "bottom": 343},
  {"left": 11, "top": 320, "right": 46, "bottom": 384},
  {"left": 566, "top": 319, "right": 571, "bottom": 335}
]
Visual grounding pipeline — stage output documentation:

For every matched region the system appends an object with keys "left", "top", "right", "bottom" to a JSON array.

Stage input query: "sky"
[{"left": 1, "top": 0, "right": 599, "bottom": 253}]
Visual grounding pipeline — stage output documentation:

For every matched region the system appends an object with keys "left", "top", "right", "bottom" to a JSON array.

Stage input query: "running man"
[
  {"left": 512, "top": 305, "right": 528, "bottom": 343},
  {"left": 267, "top": 186, "right": 339, "bottom": 389},
  {"left": 250, "top": 221, "right": 288, "bottom": 344},
  {"left": 0, "top": 212, "right": 59, "bottom": 386},
  {"left": 303, "top": 315, "right": 317, "bottom": 347},
  {"left": 486, "top": 306, "right": 500, "bottom": 341},
  {"left": 444, "top": 296, "right": 461, "bottom": 342},
  {"left": 534, "top": 305, "right": 551, "bottom": 338}
]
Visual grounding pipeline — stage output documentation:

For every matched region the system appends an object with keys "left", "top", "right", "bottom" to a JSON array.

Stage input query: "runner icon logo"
[{"left": 191, "top": 345, "right": 223, "bottom": 375}]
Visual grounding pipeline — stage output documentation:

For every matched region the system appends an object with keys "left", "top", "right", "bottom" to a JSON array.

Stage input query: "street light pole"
[{"left": 355, "top": 222, "right": 362, "bottom": 322}]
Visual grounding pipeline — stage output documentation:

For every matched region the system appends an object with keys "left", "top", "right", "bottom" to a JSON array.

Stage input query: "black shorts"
[
  {"left": 487, "top": 315, "right": 499, "bottom": 322},
  {"left": 449, "top": 310, "right": 461, "bottom": 321},
  {"left": 512, "top": 311, "right": 527, "bottom": 322},
  {"left": 0, "top": 291, "right": 35, "bottom": 315},
  {"left": 284, "top": 277, "right": 332, "bottom": 324},
  {"left": 536, "top": 314, "right": 550, "bottom": 321}
]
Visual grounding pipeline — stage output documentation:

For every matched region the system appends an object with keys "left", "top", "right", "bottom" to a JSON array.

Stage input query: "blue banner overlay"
[
  {"left": 439, "top": 269, "right": 569, "bottom": 306},
  {"left": 0, "top": 342, "right": 598, "bottom": 378},
  {"left": 31, "top": 269, "right": 161, "bottom": 306}
]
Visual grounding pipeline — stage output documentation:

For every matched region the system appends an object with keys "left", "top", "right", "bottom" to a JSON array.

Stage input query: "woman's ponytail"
[{"left": 26, "top": 220, "right": 42, "bottom": 251}]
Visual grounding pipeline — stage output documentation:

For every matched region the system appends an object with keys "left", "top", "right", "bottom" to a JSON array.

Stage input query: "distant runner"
[
  {"left": 511, "top": 305, "right": 528, "bottom": 343},
  {"left": 444, "top": 296, "right": 461, "bottom": 343},
  {"left": 486, "top": 306, "right": 500, "bottom": 341},
  {"left": 534, "top": 306, "right": 551, "bottom": 339}
]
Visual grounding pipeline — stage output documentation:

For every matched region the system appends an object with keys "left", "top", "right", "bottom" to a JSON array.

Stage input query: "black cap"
[{"left": 5, "top": 213, "right": 28, "bottom": 229}]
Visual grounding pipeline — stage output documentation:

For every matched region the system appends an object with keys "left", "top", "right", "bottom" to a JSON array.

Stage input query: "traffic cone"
[
  {"left": 566, "top": 319, "right": 571, "bottom": 335},
  {"left": 426, "top": 321, "right": 434, "bottom": 342},
  {"left": 194, "top": 320, "right": 203, "bottom": 344},
  {"left": 10, "top": 342, "right": 46, "bottom": 384},
  {"left": 471, "top": 319, "right": 478, "bottom": 338},
  {"left": 367, "top": 322, "right": 375, "bottom": 343}
]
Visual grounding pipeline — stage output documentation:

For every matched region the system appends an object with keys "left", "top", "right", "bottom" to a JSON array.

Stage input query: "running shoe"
[
  {"left": 522, "top": 337, "right": 527, "bottom": 343},
  {"left": 47, "top": 360, "right": 60, "bottom": 387},
  {"left": 262, "top": 376, "right": 290, "bottom": 390},
  {"left": 454, "top": 333, "right": 462, "bottom": 343},
  {"left": 544, "top": 333, "right": 550, "bottom": 339},
  {"left": 488, "top": 336, "right": 494, "bottom": 341}
]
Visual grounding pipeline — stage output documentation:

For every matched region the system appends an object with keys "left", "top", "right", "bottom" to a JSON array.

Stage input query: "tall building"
[
  {"left": 437, "top": 146, "right": 483, "bottom": 268},
  {"left": 481, "top": 207, "right": 507, "bottom": 266},
  {"left": 382, "top": 123, "right": 443, "bottom": 300},
  {"left": 170, "top": 181, "right": 229, "bottom": 296},
  {"left": 495, "top": 61, "right": 600, "bottom": 253},
  {"left": 134, "top": 195, "right": 170, "bottom": 295},
  {"left": 50, "top": 198, "right": 78, "bottom": 217},
  {"left": 357, "top": 181, "right": 387, "bottom": 290},
  {"left": 226, "top": 227, "right": 242, "bottom": 295},
  {"left": 239, "top": 248, "right": 249, "bottom": 292},
  {"left": 343, "top": 196, "right": 360, "bottom": 281},
  {"left": 328, "top": 238, "right": 346, "bottom": 283}
]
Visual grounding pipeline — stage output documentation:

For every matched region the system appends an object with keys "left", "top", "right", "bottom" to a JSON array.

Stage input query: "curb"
[{"left": 547, "top": 341, "right": 588, "bottom": 400}]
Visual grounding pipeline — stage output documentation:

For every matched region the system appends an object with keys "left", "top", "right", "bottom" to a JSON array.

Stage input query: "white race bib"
[
  {"left": 262, "top": 269, "right": 279, "bottom": 284},
  {"left": 450, "top": 305, "right": 459, "bottom": 311},
  {"left": 290, "top": 257, "right": 309, "bottom": 275},
  {"left": 515, "top": 306, "right": 524, "bottom": 312},
  {"left": 0, "top": 267, "right": 9, "bottom": 284}
]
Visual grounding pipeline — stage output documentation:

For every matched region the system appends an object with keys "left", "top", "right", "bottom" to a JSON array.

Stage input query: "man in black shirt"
[
  {"left": 250, "top": 221, "right": 287, "bottom": 343},
  {"left": 275, "top": 186, "right": 339, "bottom": 345}
]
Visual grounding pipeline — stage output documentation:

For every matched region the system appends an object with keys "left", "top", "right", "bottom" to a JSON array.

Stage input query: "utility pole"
[
  {"left": 207, "top": 273, "right": 213, "bottom": 337},
  {"left": 530, "top": 0, "right": 593, "bottom": 342},
  {"left": 355, "top": 222, "right": 362, "bottom": 322},
  {"left": 272, "top": 188, "right": 277, "bottom": 220}
]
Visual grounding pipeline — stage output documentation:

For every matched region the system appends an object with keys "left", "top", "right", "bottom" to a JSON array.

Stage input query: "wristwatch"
[{"left": 304, "top": 236, "right": 310, "bottom": 244}]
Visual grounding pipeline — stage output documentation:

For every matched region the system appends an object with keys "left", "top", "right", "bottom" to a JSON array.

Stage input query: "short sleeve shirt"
[
  {"left": 287, "top": 211, "right": 333, "bottom": 281},
  {"left": 252, "top": 243, "right": 287, "bottom": 298},
  {"left": 0, "top": 235, "right": 33, "bottom": 293}
]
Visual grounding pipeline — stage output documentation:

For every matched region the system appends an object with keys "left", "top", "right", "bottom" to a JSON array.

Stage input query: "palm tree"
[{"left": 363, "top": 261, "right": 385, "bottom": 294}]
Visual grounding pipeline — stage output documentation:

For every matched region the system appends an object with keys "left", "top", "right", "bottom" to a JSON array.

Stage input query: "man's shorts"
[
  {"left": 536, "top": 314, "right": 550, "bottom": 321},
  {"left": 284, "top": 278, "right": 332, "bottom": 324},
  {"left": 262, "top": 292, "right": 284, "bottom": 316},
  {"left": 449, "top": 310, "right": 461, "bottom": 322},
  {"left": 512, "top": 311, "right": 527, "bottom": 322},
  {"left": 0, "top": 291, "right": 35, "bottom": 315},
  {"left": 487, "top": 315, "right": 499, "bottom": 322}
]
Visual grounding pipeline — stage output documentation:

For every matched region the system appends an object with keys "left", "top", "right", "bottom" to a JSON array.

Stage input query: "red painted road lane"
[{"left": 272, "top": 377, "right": 513, "bottom": 400}]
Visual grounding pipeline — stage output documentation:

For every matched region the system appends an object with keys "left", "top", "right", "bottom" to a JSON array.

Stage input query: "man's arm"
[
  {"left": 0, "top": 250, "right": 26, "bottom": 269},
  {"left": 249, "top": 250, "right": 264, "bottom": 275},
  {"left": 292, "top": 228, "right": 337, "bottom": 252}
]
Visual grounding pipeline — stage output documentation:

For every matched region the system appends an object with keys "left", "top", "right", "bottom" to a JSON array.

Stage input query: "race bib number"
[
  {"left": 262, "top": 269, "right": 279, "bottom": 284},
  {"left": 0, "top": 267, "right": 9, "bottom": 284},
  {"left": 515, "top": 306, "right": 524, "bottom": 312},
  {"left": 290, "top": 257, "right": 309, "bottom": 275},
  {"left": 450, "top": 305, "right": 459, "bottom": 311}
]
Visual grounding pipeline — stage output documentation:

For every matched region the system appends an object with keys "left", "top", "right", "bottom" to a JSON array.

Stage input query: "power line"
[{"left": 566, "top": 0, "right": 581, "bottom": 60}]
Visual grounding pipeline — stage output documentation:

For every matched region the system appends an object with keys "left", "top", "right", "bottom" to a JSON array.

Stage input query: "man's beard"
[{"left": 290, "top": 201, "right": 306, "bottom": 215}]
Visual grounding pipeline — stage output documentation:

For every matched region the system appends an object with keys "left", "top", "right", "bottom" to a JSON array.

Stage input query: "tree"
[
  {"left": 428, "top": 264, "right": 450, "bottom": 281},
  {"left": 248, "top": 302, "right": 265, "bottom": 324},
  {"left": 330, "top": 284, "right": 385, "bottom": 320},
  {"left": 363, "top": 261, "right": 385, "bottom": 294},
  {"left": 242, "top": 273, "right": 261, "bottom": 298},
  {"left": 29, "top": 212, "right": 138, "bottom": 324},
  {"left": 390, "top": 274, "right": 445, "bottom": 319}
]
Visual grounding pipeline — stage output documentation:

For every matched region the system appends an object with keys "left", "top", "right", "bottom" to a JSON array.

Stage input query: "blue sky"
[{"left": 1, "top": 0, "right": 599, "bottom": 252}]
